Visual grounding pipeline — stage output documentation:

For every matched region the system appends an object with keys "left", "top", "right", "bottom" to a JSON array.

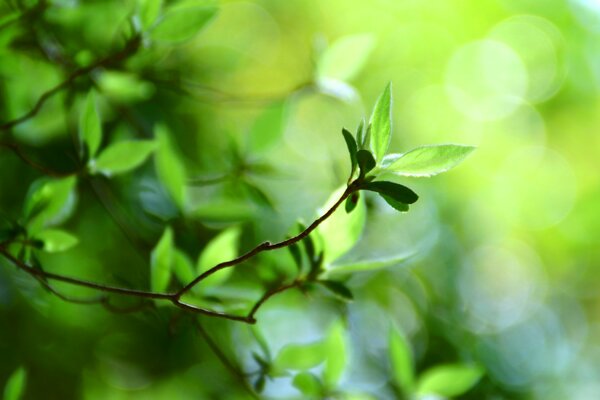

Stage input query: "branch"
[
  {"left": 0, "top": 35, "right": 141, "bottom": 131},
  {"left": 0, "top": 142, "right": 76, "bottom": 177}
]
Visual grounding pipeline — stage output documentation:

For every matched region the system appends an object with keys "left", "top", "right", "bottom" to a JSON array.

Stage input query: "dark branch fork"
[{"left": 0, "top": 183, "right": 356, "bottom": 324}]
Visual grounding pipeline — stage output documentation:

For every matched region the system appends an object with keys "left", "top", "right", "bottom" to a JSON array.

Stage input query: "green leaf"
[
  {"left": 23, "top": 177, "right": 77, "bottom": 234},
  {"left": 389, "top": 326, "right": 415, "bottom": 395},
  {"left": 383, "top": 144, "right": 476, "bottom": 177},
  {"left": 381, "top": 194, "right": 409, "bottom": 212},
  {"left": 356, "top": 150, "right": 376, "bottom": 177},
  {"left": 272, "top": 340, "right": 327, "bottom": 374},
  {"left": 323, "top": 320, "right": 347, "bottom": 387},
  {"left": 288, "top": 242, "right": 302, "bottom": 272},
  {"left": 155, "top": 125, "right": 187, "bottom": 209},
  {"left": 356, "top": 119, "right": 365, "bottom": 148},
  {"left": 326, "top": 253, "right": 412, "bottom": 276},
  {"left": 345, "top": 192, "right": 359, "bottom": 214},
  {"left": 242, "top": 181, "right": 275, "bottom": 210},
  {"left": 79, "top": 90, "right": 102, "bottom": 158},
  {"left": 248, "top": 101, "right": 287, "bottom": 154},
  {"left": 341, "top": 128, "right": 358, "bottom": 177},
  {"left": 361, "top": 181, "right": 418, "bottom": 204},
  {"left": 34, "top": 229, "right": 79, "bottom": 253},
  {"left": 369, "top": 83, "right": 392, "bottom": 163},
  {"left": 150, "top": 227, "right": 173, "bottom": 292},
  {"left": 172, "top": 248, "right": 195, "bottom": 285},
  {"left": 316, "top": 34, "right": 375, "bottom": 82},
  {"left": 316, "top": 186, "right": 366, "bottom": 264},
  {"left": 197, "top": 227, "right": 240, "bottom": 287},
  {"left": 416, "top": 364, "right": 484, "bottom": 397},
  {"left": 92, "top": 140, "right": 156, "bottom": 176},
  {"left": 319, "top": 280, "right": 353, "bottom": 301},
  {"left": 3, "top": 367, "right": 26, "bottom": 400},
  {"left": 292, "top": 372, "right": 322, "bottom": 398},
  {"left": 151, "top": 5, "right": 217, "bottom": 43},
  {"left": 137, "top": 0, "right": 163, "bottom": 30},
  {"left": 253, "top": 375, "right": 266, "bottom": 393}
]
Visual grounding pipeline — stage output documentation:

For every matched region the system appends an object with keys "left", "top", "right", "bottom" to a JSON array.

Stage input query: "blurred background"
[{"left": 1, "top": 0, "right": 599, "bottom": 399}]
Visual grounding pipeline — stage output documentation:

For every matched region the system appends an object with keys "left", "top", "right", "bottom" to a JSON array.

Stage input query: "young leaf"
[
  {"left": 79, "top": 90, "right": 102, "bottom": 158},
  {"left": 416, "top": 364, "right": 484, "bottom": 397},
  {"left": 92, "top": 140, "right": 156, "bottom": 176},
  {"left": 323, "top": 320, "right": 347, "bottom": 387},
  {"left": 3, "top": 366, "right": 26, "bottom": 400},
  {"left": 389, "top": 326, "right": 415, "bottom": 395},
  {"left": 341, "top": 128, "right": 358, "bottom": 177},
  {"left": 292, "top": 372, "right": 322, "bottom": 398},
  {"left": 247, "top": 101, "right": 287, "bottom": 155},
  {"left": 326, "top": 253, "right": 413, "bottom": 276},
  {"left": 381, "top": 194, "right": 409, "bottom": 212},
  {"left": 356, "top": 150, "right": 376, "bottom": 177},
  {"left": 345, "top": 192, "right": 359, "bottom": 214},
  {"left": 155, "top": 125, "right": 187, "bottom": 209},
  {"left": 172, "top": 248, "right": 195, "bottom": 284},
  {"left": 150, "top": 227, "right": 173, "bottom": 292},
  {"left": 356, "top": 119, "right": 365, "bottom": 148},
  {"left": 319, "top": 280, "right": 353, "bottom": 301},
  {"left": 34, "top": 229, "right": 79, "bottom": 253},
  {"left": 197, "top": 227, "right": 240, "bottom": 287},
  {"left": 383, "top": 144, "right": 475, "bottom": 177},
  {"left": 151, "top": 5, "right": 217, "bottom": 43},
  {"left": 23, "top": 177, "right": 77, "bottom": 234},
  {"left": 370, "top": 83, "right": 392, "bottom": 163},
  {"left": 361, "top": 181, "right": 418, "bottom": 204},
  {"left": 316, "top": 34, "right": 375, "bottom": 82},
  {"left": 272, "top": 341, "right": 327, "bottom": 374}
]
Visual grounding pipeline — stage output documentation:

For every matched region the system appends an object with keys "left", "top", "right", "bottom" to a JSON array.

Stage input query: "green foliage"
[
  {"left": 34, "top": 229, "right": 78, "bottom": 253},
  {"left": 91, "top": 140, "right": 156, "bottom": 176},
  {"left": 389, "top": 326, "right": 415, "bottom": 395},
  {"left": 154, "top": 125, "right": 187, "bottom": 210},
  {"left": 78, "top": 90, "right": 102, "bottom": 159},
  {"left": 416, "top": 364, "right": 484, "bottom": 398},
  {"left": 3, "top": 367, "right": 26, "bottom": 400},
  {"left": 323, "top": 320, "right": 347, "bottom": 387},
  {"left": 292, "top": 371, "right": 322, "bottom": 398},
  {"left": 247, "top": 101, "right": 287, "bottom": 155},
  {"left": 383, "top": 144, "right": 476, "bottom": 177},
  {"left": 316, "top": 34, "right": 375, "bottom": 82},
  {"left": 150, "top": 226, "right": 173, "bottom": 292},
  {"left": 150, "top": 4, "right": 217, "bottom": 43},
  {"left": 23, "top": 177, "right": 77, "bottom": 234},
  {"left": 196, "top": 227, "right": 240, "bottom": 287},
  {"left": 369, "top": 82, "right": 392, "bottom": 164},
  {"left": 272, "top": 340, "right": 327, "bottom": 374}
]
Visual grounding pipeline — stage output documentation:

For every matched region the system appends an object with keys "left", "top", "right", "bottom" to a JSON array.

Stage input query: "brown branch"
[
  {"left": 0, "top": 35, "right": 141, "bottom": 131},
  {"left": 247, "top": 280, "right": 303, "bottom": 320}
]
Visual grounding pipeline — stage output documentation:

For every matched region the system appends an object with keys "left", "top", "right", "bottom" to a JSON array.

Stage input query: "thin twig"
[{"left": 247, "top": 280, "right": 302, "bottom": 320}]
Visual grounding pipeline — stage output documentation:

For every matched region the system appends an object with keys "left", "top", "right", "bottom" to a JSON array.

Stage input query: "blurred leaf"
[
  {"left": 23, "top": 177, "right": 77, "bottom": 234},
  {"left": 370, "top": 83, "right": 392, "bottom": 164},
  {"left": 242, "top": 181, "right": 275, "bottom": 210},
  {"left": 356, "top": 149, "right": 376, "bottom": 177},
  {"left": 342, "top": 128, "right": 358, "bottom": 177},
  {"left": 272, "top": 340, "right": 327, "bottom": 374},
  {"left": 292, "top": 372, "right": 322, "bottom": 398},
  {"left": 151, "top": 5, "right": 217, "bottom": 43},
  {"left": 317, "top": 187, "right": 366, "bottom": 264},
  {"left": 34, "top": 229, "right": 78, "bottom": 253},
  {"left": 326, "top": 253, "right": 412, "bottom": 276},
  {"left": 316, "top": 78, "right": 359, "bottom": 103},
  {"left": 319, "top": 280, "right": 353, "bottom": 301},
  {"left": 345, "top": 192, "right": 359, "bottom": 214},
  {"left": 173, "top": 248, "right": 195, "bottom": 285},
  {"left": 323, "top": 320, "right": 347, "bottom": 387},
  {"left": 97, "top": 71, "right": 155, "bottom": 103},
  {"left": 253, "top": 375, "right": 266, "bottom": 393},
  {"left": 356, "top": 119, "right": 365, "bottom": 148},
  {"left": 248, "top": 101, "right": 287, "bottom": 154},
  {"left": 389, "top": 326, "right": 415, "bottom": 395},
  {"left": 92, "top": 140, "right": 156, "bottom": 176},
  {"left": 192, "top": 201, "right": 253, "bottom": 222},
  {"left": 79, "top": 90, "right": 102, "bottom": 158},
  {"left": 381, "top": 194, "right": 409, "bottom": 212},
  {"left": 137, "top": 0, "right": 163, "bottom": 30},
  {"left": 150, "top": 226, "right": 173, "bottom": 292},
  {"left": 416, "top": 364, "right": 484, "bottom": 398},
  {"left": 317, "top": 34, "right": 375, "bottom": 82},
  {"left": 155, "top": 125, "right": 187, "bottom": 210},
  {"left": 383, "top": 145, "right": 476, "bottom": 177},
  {"left": 288, "top": 242, "right": 302, "bottom": 272},
  {"left": 361, "top": 181, "right": 418, "bottom": 204},
  {"left": 3, "top": 366, "right": 26, "bottom": 400},
  {"left": 197, "top": 227, "right": 240, "bottom": 287}
]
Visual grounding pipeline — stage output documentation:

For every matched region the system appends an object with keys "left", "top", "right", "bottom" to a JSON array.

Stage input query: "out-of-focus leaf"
[
  {"left": 242, "top": 181, "right": 275, "bottom": 210},
  {"left": 197, "top": 227, "right": 240, "bottom": 287},
  {"left": 173, "top": 248, "right": 195, "bottom": 285},
  {"left": 150, "top": 226, "right": 173, "bottom": 292},
  {"left": 272, "top": 340, "right": 327, "bottom": 374},
  {"left": 389, "top": 326, "right": 415, "bottom": 395},
  {"left": 288, "top": 242, "right": 302, "bottom": 272},
  {"left": 370, "top": 83, "right": 392, "bottom": 164},
  {"left": 253, "top": 375, "right": 266, "bottom": 393},
  {"left": 79, "top": 90, "right": 102, "bottom": 158},
  {"left": 316, "top": 186, "right": 366, "bottom": 264},
  {"left": 192, "top": 201, "right": 253, "bottom": 222},
  {"left": 327, "top": 253, "right": 412, "bottom": 276},
  {"left": 356, "top": 119, "right": 365, "bottom": 149},
  {"left": 23, "top": 177, "right": 77, "bottom": 234},
  {"left": 416, "top": 364, "right": 484, "bottom": 397},
  {"left": 150, "top": 5, "right": 217, "bottom": 43},
  {"left": 356, "top": 149, "right": 376, "bottom": 177},
  {"left": 97, "top": 71, "right": 155, "bottom": 103},
  {"left": 381, "top": 194, "right": 409, "bottom": 212},
  {"left": 316, "top": 78, "right": 359, "bottom": 103},
  {"left": 383, "top": 145, "right": 476, "bottom": 177},
  {"left": 248, "top": 101, "right": 287, "bottom": 154},
  {"left": 317, "top": 34, "right": 375, "bottom": 82},
  {"left": 155, "top": 125, "right": 187, "bottom": 210},
  {"left": 342, "top": 128, "right": 358, "bottom": 176},
  {"left": 323, "top": 320, "right": 347, "bottom": 387},
  {"left": 34, "top": 229, "right": 78, "bottom": 253},
  {"left": 319, "top": 280, "right": 353, "bottom": 301},
  {"left": 292, "top": 372, "right": 322, "bottom": 398},
  {"left": 137, "top": 0, "right": 162, "bottom": 30},
  {"left": 345, "top": 192, "right": 359, "bottom": 214},
  {"left": 92, "top": 140, "right": 156, "bottom": 176},
  {"left": 361, "top": 181, "right": 418, "bottom": 204},
  {"left": 3, "top": 366, "right": 26, "bottom": 400}
]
